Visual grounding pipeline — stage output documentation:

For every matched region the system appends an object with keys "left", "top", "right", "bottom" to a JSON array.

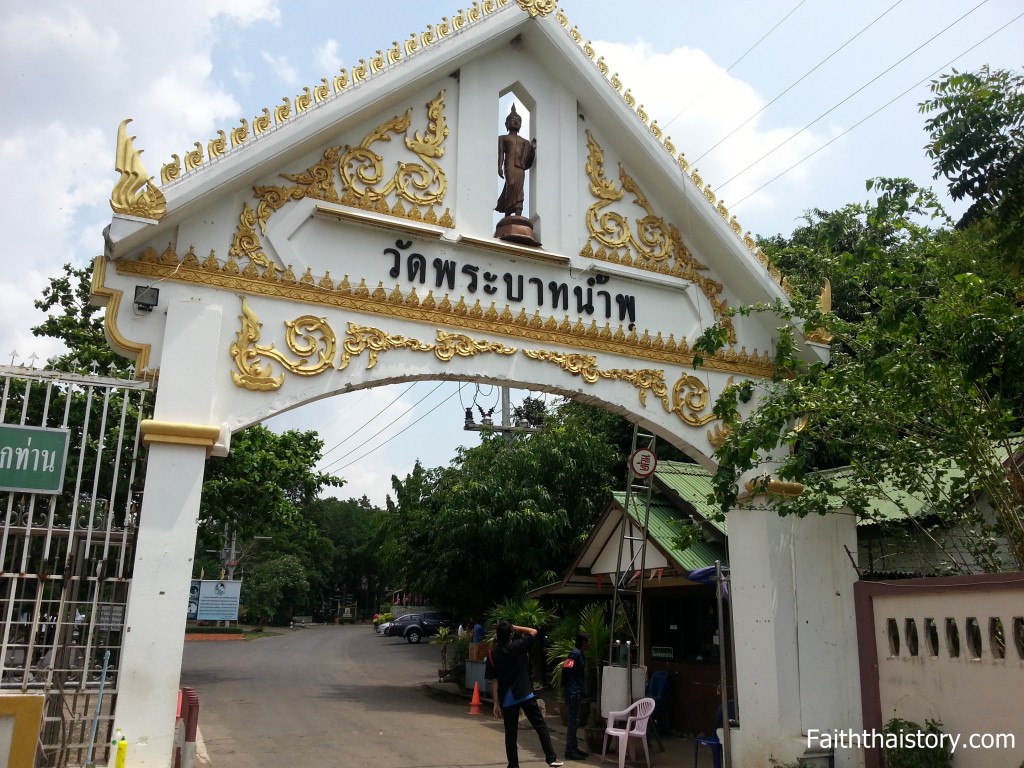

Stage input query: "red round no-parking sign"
[{"left": 629, "top": 448, "right": 657, "bottom": 478}]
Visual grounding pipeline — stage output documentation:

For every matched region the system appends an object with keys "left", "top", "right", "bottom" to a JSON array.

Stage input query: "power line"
[
  {"left": 332, "top": 385, "right": 462, "bottom": 473},
  {"left": 662, "top": 0, "right": 809, "bottom": 132},
  {"left": 690, "top": 0, "right": 907, "bottom": 166},
  {"left": 728, "top": 10, "right": 1024, "bottom": 210},
  {"left": 320, "top": 381, "right": 448, "bottom": 473},
  {"left": 318, "top": 381, "right": 419, "bottom": 462},
  {"left": 715, "top": 0, "right": 992, "bottom": 194}
]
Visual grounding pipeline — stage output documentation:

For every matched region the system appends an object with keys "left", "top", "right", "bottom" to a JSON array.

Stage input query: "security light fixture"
[{"left": 134, "top": 285, "right": 159, "bottom": 312}]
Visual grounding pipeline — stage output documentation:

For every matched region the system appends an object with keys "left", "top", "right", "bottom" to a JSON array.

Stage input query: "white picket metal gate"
[{"left": 0, "top": 364, "right": 151, "bottom": 767}]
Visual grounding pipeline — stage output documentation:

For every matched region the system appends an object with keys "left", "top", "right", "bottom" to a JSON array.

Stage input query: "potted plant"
[{"left": 430, "top": 626, "right": 456, "bottom": 681}]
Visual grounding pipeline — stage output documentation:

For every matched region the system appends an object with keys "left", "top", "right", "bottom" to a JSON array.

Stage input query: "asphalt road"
[{"left": 179, "top": 624, "right": 549, "bottom": 767}]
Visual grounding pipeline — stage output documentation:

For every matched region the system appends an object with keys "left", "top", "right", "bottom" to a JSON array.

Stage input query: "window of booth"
[{"left": 648, "top": 590, "right": 721, "bottom": 663}]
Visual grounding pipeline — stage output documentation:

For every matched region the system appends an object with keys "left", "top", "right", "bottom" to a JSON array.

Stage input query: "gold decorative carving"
[
  {"left": 517, "top": 0, "right": 556, "bottom": 16},
  {"left": 806, "top": 278, "right": 833, "bottom": 344},
  {"left": 581, "top": 130, "right": 735, "bottom": 343},
  {"left": 91, "top": 256, "right": 152, "bottom": 371},
  {"left": 352, "top": 59, "right": 368, "bottom": 82},
  {"left": 707, "top": 422, "right": 731, "bottom": 449},
  {"left": 742, "top": 476, "right": 805, "bottom": 498},
  {"left": 184, "top": 142, "right": 204, "bottom": 172},
  {"left": 334, "top": 68, "right": 350, "bottom": 92},
  {"left": 369, "top": 50, "right": 386, "bottom": 74},
  {"left": 314, "top": 79, "right": 330, "bottom": 103},
  {"left": 230, "top": 298, "right": 337, "bottom": 391},
  {"left": 522, "top": 349, "right": 717, "bottom": 427},
  {"left": 253, "top": 108, "right": 271, "bottom": 135},
  {"left": 116, "top": 247, "right": 776, "bottom": 379},
  {"left": 110, "top": 119, "right": 167, "bottom": 220},
  {"left": 160, "top": 154, "right": 181, "bottom": 185},
  {"left": 340, "top": 324, "right": 516, "bottom": 371},
  {"left": 230, "top": 119, "right": 250, "bottom": 148},
  {"left": 387, "top": 41, "right": 402, "bottom": 65},
  {"left": 273, "top": 97, "right": 292, "bottom": 125},
  {"left": 208, "top": 130, "right": 228, "bottom": 159},
  {"left": 295, "top": 87, "right": 313, "bottom": 113}
]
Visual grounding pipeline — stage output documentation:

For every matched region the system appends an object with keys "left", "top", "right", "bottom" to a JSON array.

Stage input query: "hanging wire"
[
  {"left": 690, "top": 0, "right": 909, "bottom": 165},
  {"left": 728, "top": 9, "right": 1024, "bottom": 210},
  {"left": 715, "top": 0, "right": 994, "bottom": 194},
  {"left": 662, "top": 0, "right": 809, "bottom": 132}
]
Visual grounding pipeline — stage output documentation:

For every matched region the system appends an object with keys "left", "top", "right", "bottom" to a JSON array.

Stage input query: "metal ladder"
[{"left": 607, "top": 424, "right": 656, "bottom": 700}]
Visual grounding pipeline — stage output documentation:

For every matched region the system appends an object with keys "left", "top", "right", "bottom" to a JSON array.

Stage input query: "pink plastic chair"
[{"left": 601, "top": 697, "right": 656, "bottom": 768}]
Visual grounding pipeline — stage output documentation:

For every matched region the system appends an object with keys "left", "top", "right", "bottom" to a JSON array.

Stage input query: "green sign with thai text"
[{"left": 0, "top": 424, "right": 71, "bottom": 494}]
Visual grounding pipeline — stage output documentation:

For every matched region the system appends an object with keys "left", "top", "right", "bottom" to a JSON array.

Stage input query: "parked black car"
[{"left": 383, "top": 611, "right": 456, "bottom": 643}]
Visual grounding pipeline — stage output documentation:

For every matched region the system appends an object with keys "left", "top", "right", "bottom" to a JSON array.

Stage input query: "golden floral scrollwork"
[
  {"left": 387, "top": 41, "right": 402, "bottom": 65},
  {"left": 111, "top": 119, "right": 167, "bottom": 220},
  {"left": 184, "top": 142, "right": 204, "bottom": 172},
  {"left": 453, "top": 10, "right": 467, "bottom": 30},
  {"left": 160, "top": 154, "right": 181, "bottom": 185},
  {"left": 369, "top": 50, "right": 386, "bottom": 74},
  {"left": 334, "top": 68, "right": 349, "bottom": 92},
  {"left": 405, "top": 33, "right": 421, "bottom": 56},
  {"left": 273, "top": 97, "right": 292, "bottom": 125},
  {"left": 339, "top": 90, "right": 448, "bottom": 208},
  {"left": 208, "top": 130, "right": 228, "bottom": 159},
  {"left": 339, "top": 323, "right": 514, "bottom": 370},
  {"left": 707, "top": 422, "right": 731, "bottom": 449},
  {"left": 295, "top": 87, "right": 313, "bottom": 113},
  {"left": 352, "top": 59, "right": 369, "bottom": 82},
  {"left": 437, "top": 18, "right": 451, "bottom": 38},
  {"left": 254, "top": 108, "right": 272, "bottom": 135},
  {"left": 517, "top": 0, "right": 556, "bottom": 15},
  {"left": 230, "top": 298, "right": 336, "bottom": 391},
  {"left": 314, "top": 79, "right": 330, "bottom": 103},
  {"left": 230, "top": 118, "right": 250, "bottom": 147},
  {"left": 670, "top": 374, "right": 716, "bottom": 426},
  {"left": 581, "top": 131, "right": 735, "bottom": 344},
  {"left": 229, "top": 204, "right": 277, "bottom": 271}
]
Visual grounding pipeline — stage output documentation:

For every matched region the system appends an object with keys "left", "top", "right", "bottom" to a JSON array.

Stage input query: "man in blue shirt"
[
  {"left": 485, "top": 620, "right": 563, "bottom": 768},
  {"left": 562, "top": 632, "right": 590, "bottom": 760}
]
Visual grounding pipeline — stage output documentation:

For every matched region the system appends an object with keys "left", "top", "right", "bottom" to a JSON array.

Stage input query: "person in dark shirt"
[
  {"left": 562, "top": 632, "right": 590, "bottom": 760},
  {"left": 485, "top": 620, "right": 563, "bottom": 768}
]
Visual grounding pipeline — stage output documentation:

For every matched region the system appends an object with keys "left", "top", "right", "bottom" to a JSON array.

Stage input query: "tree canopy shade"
[{"left": 377, "top": 399, "right": 628, "bottom": 616}]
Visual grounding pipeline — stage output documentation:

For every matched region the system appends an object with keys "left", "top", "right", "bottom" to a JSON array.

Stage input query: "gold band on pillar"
[
  {"left": 141, "top": 420, "right": 221, "bottom": 454},
  {"left": 738, "top": 475, "right": 805, "bottom": 501}
]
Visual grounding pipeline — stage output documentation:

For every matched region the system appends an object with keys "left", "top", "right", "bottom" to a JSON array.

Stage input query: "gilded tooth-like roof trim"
[
  {"left": 156, "top": 0, "right": 514, "bottom": 188},
  {"left": 554, "top": 8, "right": 787, "bottom": 294}
]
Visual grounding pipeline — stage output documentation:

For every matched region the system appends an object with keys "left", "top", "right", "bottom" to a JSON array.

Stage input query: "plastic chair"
[
  {"left": 645, "top": 670, "right": 670, "bottom": 750},
  {"left": 693, "top": 700, "right": 735, "bottom": 768},
  {"left": 601, "top": 697, "right": 656, "bottom": 768}
]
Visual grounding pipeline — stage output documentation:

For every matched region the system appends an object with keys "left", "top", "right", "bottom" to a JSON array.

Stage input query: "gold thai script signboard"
[{"left": 0, "top": 424, "right": 71, "bottom": 494}]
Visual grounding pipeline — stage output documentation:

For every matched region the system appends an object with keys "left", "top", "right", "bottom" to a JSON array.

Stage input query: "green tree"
[
  {"left": 920, "top": 66, "right": 1024, "bottom": 260},
  {"left": 379, "top": 400, "right": 627, "bottom": 615},
  {"left": 33, "top": 261, "right": 132, "bottom": 373},
  {"left": 199, "top": 425, "right": 343, "bottom": 541},
  {"left": 241, "top": 554, "right": 310, "bottom": 627},
  {"left": 698, "top": 180, "right": 1024, "bottom": 571}
]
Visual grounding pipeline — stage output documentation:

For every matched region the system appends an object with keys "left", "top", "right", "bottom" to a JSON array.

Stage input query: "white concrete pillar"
[
  {"left": 114, "top": 298, "right": 224, "bottom": 767},
  {"left": 726, "top": 480, "right": 864, "bottom": 768}
]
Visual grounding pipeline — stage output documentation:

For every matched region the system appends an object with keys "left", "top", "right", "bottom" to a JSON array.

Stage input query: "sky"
[{"left": 0, "top": 0, "right": 1020, "bottom": 508}]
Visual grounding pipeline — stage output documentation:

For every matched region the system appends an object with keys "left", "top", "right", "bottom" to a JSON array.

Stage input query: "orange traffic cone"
[{"left": 468, "top": 681, "right": 483, "bottom": 715}]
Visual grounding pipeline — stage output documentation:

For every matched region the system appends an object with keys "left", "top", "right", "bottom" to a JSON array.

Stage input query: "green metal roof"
[
  {"left": 611, "top": 489, "right": 728, "bottom": 571},
  {"left": 651, "top": 461, "right": 725, "bottom": 534}
]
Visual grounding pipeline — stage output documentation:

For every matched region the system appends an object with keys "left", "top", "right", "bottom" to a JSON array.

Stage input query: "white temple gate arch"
[{"left": 88, "top": 3, "right": 861, "bottom": 767}]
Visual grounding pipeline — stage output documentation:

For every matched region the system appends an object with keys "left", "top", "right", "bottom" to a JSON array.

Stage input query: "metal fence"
[{"left": 0, "top": 364, "right": 151, "bottom": 766}]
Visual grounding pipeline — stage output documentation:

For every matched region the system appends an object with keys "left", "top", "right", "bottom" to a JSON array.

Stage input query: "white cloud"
[{"left": 314, "top": 39, "right": 343, "bottom": 75}]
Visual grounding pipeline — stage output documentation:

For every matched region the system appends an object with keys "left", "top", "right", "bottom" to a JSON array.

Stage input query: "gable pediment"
[{"left": 100, "top": 0, "right": 827, "bottom": 400}]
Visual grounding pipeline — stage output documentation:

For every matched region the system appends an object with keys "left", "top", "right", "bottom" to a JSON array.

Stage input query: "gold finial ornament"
[{"left": 111, "top": 119, "right": 166, "bottom": 220}]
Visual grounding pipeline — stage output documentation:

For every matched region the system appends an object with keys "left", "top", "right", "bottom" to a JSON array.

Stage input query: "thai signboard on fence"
[{"left": 0, "top": 424, "right": 71, "bottom": 494}]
